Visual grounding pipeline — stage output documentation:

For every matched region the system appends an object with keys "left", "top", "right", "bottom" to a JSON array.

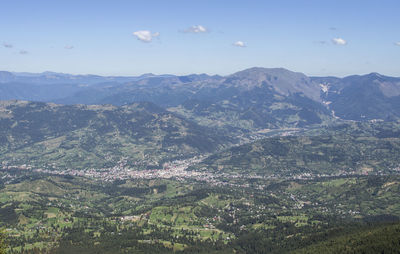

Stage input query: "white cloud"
[
  {"left": 3, "top": 43, "right": 13, "bottom": 48},
  {"left": 64, "top": 45, "right": 74, "bottom": 49},
  {"left": 332, "top": 38, "right": 347, "bottom": 45},
  {"left": 395, "top": 42, "right": 400, "bottom": 46},
  {"left": 183, "top": 25, "right": 208, "bottom": 33},
  {"left": 133, "top": 30, "right": 160, "bottom": 43},
  {"left": 19, "top": 50, "right": 28, "bottom": 55},
  {"left": 233, "top": 41, "right": 246, "bottom": 47}
]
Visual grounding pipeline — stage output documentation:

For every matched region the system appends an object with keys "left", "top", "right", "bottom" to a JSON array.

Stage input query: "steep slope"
[
  {"left": 313, "top": 73, "right": 400, "bottom": 120},
  {"left": 0, "top": 101, "right": 231, "bottom": 170},
  {"left": 224, "top": 67, "right": 321, "bottom": 101},
  {"left": 292, "top": 222, "right": 400, "bottom": 254},
  {"left": 171, "top": 67, "right": 331, "bottom": 131}
]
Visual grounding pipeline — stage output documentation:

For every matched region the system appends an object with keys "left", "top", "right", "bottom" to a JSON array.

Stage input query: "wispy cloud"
[
  {"left": 395, "top": 42, "right": 400, "bottom": 46},
  {"left": 329, "top": 27, "right": 337, "bottom": 30},
  {"left": 133, "top": 30, "right": 160, "bottom": 42},
  {"left": 183, "top": 25, "right": 208, "bottom": 33},
  {"left": 64, "top": 45, "right": 74, "bottom": 49},
  {"left": 233, "top": 41, "right": 246, "bottom": 47},
  {"left": 19, "top": 50, "right": 28, "bottom": 55},
  {"left": 3, "top": 43, "right": 13, "bottom": 48},
  {"left": 332, "top": 38, "right": 347, "bottom": 45}
]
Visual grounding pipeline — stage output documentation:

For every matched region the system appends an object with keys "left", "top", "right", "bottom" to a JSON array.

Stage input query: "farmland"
[{"left": 1, "top": 169, "right": 399, "bottom": 253}]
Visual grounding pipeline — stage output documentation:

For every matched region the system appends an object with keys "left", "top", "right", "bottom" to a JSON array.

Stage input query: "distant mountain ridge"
[
  {"left": 225, "top": 67, "right": 321, "bottom": 101},
  {"left": 313, "top": 72, "right": 400, "bottom": 120},
  {"left": 1, "top": 67, "right": 400, "bottom": 128},
  {"left": 0, "top": 70, "right": 212, "bottom": 84}
]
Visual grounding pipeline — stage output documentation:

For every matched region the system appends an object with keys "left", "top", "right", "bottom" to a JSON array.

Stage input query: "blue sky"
[{"left": 1, "top": 0, "right": 399, "bottom": 77}]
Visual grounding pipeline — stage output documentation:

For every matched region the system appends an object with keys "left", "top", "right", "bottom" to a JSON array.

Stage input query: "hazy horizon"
[
  {"left": 1, "top": 0, "right": 400, "bottom": 77},
  {"left": 1, "top": 66, "right": 400, "bottom": 79}
]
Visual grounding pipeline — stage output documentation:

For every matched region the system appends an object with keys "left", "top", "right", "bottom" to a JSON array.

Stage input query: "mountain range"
[
  {"left": 1, "top": 68, "right": 399, "bottom": 127},
  {"left": 1, "top": 67, "right": 400, "bottom": 253},
  {"left": 1, "top": 67, "right": 400, "bottom": 171}
]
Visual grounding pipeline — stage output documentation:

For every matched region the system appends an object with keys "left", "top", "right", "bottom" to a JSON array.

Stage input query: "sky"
[{"left": 0, "top": 0, "right": 399, "bottom": 77}]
